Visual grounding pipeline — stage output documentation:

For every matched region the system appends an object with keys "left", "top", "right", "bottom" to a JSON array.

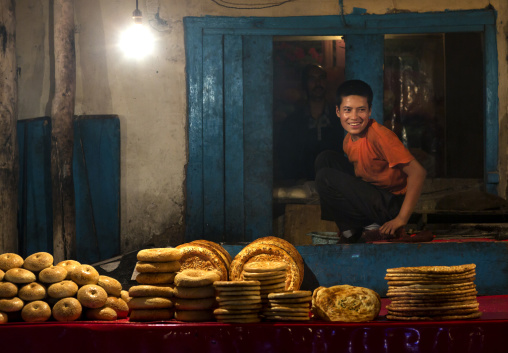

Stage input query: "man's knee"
[{"left": 315, "top": 150, "right": 338, "bottom": 171}]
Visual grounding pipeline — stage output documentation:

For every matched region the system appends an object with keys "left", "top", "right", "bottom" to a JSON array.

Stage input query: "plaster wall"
[{"left": 14, "top": 0, "right": 508, "bottom": 254}]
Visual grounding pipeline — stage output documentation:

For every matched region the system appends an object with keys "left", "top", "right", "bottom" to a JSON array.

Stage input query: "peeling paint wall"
[{"left": 14, "top": 0, "right": 508, "bottom": 254}]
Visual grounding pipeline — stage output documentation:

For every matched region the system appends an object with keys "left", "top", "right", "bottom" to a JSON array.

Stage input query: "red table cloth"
[{"left": 1, "top": 295, "right": 507, "bottom": 353}]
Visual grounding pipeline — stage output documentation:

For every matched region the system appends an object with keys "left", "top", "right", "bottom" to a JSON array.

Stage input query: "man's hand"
[{"left": 380, "top": 217, "right": 406, "bottom": 235}]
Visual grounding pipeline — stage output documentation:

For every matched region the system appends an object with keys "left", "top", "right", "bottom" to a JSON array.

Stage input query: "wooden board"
[{"left": 283, "top": 204, "right": 338, "bottom": 246}]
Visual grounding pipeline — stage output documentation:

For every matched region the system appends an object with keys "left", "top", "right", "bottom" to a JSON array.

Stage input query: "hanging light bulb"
[
  {"left": 132, "top": 0, "right": 143, "bottom": 24},
  {"left": 119, "top": 0, "right": 154, "bottom": 59}
]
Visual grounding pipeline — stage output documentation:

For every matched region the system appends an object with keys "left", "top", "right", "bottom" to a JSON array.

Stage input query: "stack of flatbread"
[
  {"left": 176, "top": 240, "right": 231, "bottom": 281},
  {"left": 263, "top": 290, "right": 312, "bottom": 321},
  {"left": 213, "top": 280, "right": 262, "bottom": 323},
  {"left": 230, "top": 236, "right": 304, "bottom": 291},
  {"left": 385, "top": 263, "right": 481, "bottom": 321},
  {"left": 241, "top": 261, "right": 287, "bottom": 306},
  {"left": 128, "top": 248, "right": 183, "bottom": 321}
]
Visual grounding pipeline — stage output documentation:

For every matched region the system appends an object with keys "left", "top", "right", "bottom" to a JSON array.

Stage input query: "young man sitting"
[{"left": 315, "top": 79, "right": 427, "bottom": 243}]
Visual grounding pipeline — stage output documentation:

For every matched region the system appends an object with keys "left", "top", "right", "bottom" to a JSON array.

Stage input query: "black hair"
[
  {"left": 335, "top": 79, "right": 373, "bottom": 109},
  {"left": 301, "top": 64, "right": 326, "bottom": 91}
]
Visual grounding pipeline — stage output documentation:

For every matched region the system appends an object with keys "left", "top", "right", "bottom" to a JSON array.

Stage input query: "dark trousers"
[{"left": 314, "top": 150, "right": 404, "bottom": 233}]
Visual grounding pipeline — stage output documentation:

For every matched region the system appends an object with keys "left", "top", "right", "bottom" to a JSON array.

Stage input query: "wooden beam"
[
  {"left": 51, "top": 0, "right": 76, "bottom": 262},
  {"left": 0, "top": 0, "right": 18, "bottom": 253}
]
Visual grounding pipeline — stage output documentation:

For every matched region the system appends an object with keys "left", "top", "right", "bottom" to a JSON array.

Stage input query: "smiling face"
[{"left": 336, "top": 95, "right": 372, "bottom": 141}]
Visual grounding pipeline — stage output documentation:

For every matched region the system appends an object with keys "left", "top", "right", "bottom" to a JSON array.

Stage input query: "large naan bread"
[{"left": 312, "top": 285, "right": 381, "bottom": 322}]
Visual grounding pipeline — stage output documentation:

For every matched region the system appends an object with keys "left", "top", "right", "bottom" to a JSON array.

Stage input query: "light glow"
[{"left": 119, "top": 24, "right": 154, "bottom": 59}]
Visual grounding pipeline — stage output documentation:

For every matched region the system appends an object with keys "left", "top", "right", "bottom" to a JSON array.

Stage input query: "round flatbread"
[
  {"left": 136, "top": 272, "right": 176, "bottom": 285},
  {"left": 190, "top": 240, "right": 232, "bottom": 268},
  {"left": 242, "top": 271, "right": 286, "bottom": 279},
  {"left": 137, "top": 248, "right": 182, "bottom": 262},
  {"left": 215, "top": 280, "right": 260, "bottom": 287},
  {"left": 269, "top": 302, "right": 311, "bottom": 309},
  {"left": 268, "top": 296, "right": 312, "bottom": 304},
  {"left": 129, "top": 285, "right": 174, "bottom": 298},
  {"left": 262, "top": 306, "right": 309, "bottom": 314},
  {"left": 230, "top": 237, "right": 303, "bottom": 291},
  {"left": 264, "top": 315, "right": 310, "bottom": 321},
  {"left": 173, "top": 297, "right": 216, "bottom": 310},
  {"left": 176, "top": 244, "right": 228, "bottom": 281},
  {"left": 127, "top": 296, "right": 173, "bottom": 309},
  {"left": 214, "top": 308, "right": 260, "bottom": 315},
  {"left": 243, "top": 261, "right": 288, "bottom": 273},
  {"left": 216, "top": 290, "right": 260, "bottom": 297},
  {"left": 219, "top": 303, "right": 262, "bottom": 310},
  {"left": 386, "top": 311, "right": 482, "bottom": 321},
  {"left": 216, "top": 295, "right": 261, "bottom": 302},
  {"left": 268, "top": 290, "right": 312, "bottom": 299},
  {"left": 135, "top": 261, "right": 181, "bottom": 273},
  {"left": 173, "top": 285, "right": 215, "bottom": 299},
  {"left": 386, "top": 264, "right": 476, "bottom": 274}
]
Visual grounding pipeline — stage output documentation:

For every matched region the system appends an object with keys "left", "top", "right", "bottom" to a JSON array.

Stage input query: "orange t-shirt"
[{"left": 343, "top": 119, "right": 414, "bottom": 195}]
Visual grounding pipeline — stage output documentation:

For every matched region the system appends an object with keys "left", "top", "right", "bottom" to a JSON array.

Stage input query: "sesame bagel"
[
  {"left": 86, "top": 306, "right": 118, "bottom": 321},
  {"left": 23, "top": 252, "right": 53, "bottom": 272},
  {"left": 55, "top": 260, "right": 81, "bottom": 279},
  {"left": 53, "top": 297, "right": 82, "bottom": 322},
  {"left": 4, "top": 268, "right": 36, "bottom": 284},
  {"left": 70, "top": 265, "right": 99, "bottom": 286},
  {"left": 0, "top": 297, "right": 24, "bottom": 312},
  {"left": 0, "top": 253, "right": 24, "bottom": 271},
  {"left": 0, "top": 282, "right": 18, "bottom": 298},
  {"left": 21, "top": 301, "right": 52, "bottom": 322},
  {"left": 104, "top": 297, "right": 129, "bottom": 318},
  {"left": 39, "top": 266, "right": 68, "bottom": 283},
  {"left": 97, "top": 275, "right": 123, "bottom": 297},
  {"left": 77, "top": 284, "right": 108, "bottom": 309},
  {"left": 18, "top": 282, "right": 47, "bottom": 301},
  {"left": 174, "top": 269, "right": 220, "bottom": 288},
  {"left": 48, "top": 280, "right": 79, "bottom": 299}
]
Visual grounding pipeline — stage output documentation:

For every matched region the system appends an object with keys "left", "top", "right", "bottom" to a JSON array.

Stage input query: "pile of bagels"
[{"left": 0, "top": 251, "right": 128, "bottom": 323}]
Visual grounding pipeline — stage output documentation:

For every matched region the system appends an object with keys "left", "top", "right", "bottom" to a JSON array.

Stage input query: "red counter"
[{"left": 2, "top": 296, "right": 507, "bottom": 353}]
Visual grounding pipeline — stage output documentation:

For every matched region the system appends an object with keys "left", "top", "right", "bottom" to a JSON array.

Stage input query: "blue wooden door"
[
  {"left": 17, "top": 117, "right": 53, "bottom": 256},
  {"left": 74, "top": 115, "right": 120, "bottom": 263},
  {"left": 17, "top": 116, "right": 120, "bottom": 263},
  {"left": 186, "top": 28, "right": 273, "bottom": 243}
]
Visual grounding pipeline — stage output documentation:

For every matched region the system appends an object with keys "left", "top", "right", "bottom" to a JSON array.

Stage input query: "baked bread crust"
[
  {"left": 312, "top": 285, "right": 381, "bottom": 322},
  {"left": 230, "top": 243, "right": 301, "bottom": 291},
  {"left": 176, "top": 244, "right": 228, "bottom": 281},
  {"left": 250, "top": 237, "right": 304, "bottom": 282},
  {"left": 190, "top": 240, "right": 232, "bottom": 267}
]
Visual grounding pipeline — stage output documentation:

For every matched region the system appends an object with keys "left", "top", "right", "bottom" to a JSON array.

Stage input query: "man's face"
[
  {"left": 336, "top": 95, "right": 371, "bottom": 141},
  {"left": 306, "top": 68, "right": 326, "bottom": 99}
]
